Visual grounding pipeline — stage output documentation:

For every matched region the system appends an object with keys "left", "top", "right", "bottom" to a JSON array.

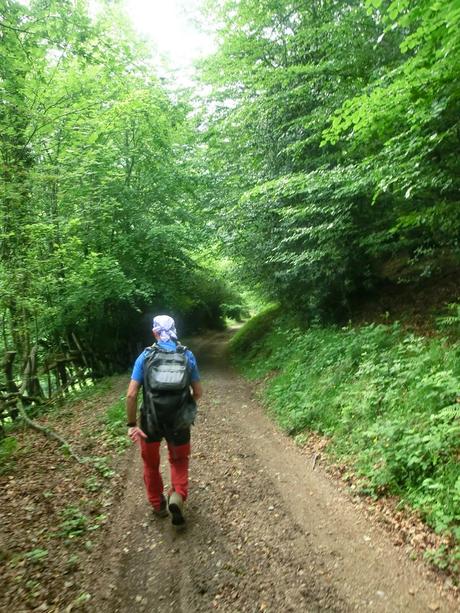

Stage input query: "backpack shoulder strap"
[
  {"left": 144, "top": 344, "right": 160, "bottom": 362},
  {"left": 175, "top": 343, "right": 187, "bottom": 354}
]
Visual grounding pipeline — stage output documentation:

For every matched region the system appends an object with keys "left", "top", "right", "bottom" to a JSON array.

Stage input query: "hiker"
[{"left": 126, "top": 315, "right": 202, "bottom": 527}]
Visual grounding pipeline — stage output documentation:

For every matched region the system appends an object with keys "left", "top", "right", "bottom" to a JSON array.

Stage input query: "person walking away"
[{"left": 126, "top": 315, "right": 202, "bottom": 528}]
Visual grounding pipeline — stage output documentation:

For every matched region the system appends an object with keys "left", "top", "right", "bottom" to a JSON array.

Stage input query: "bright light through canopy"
[{"left": 122, "top": 0, "right": 214, "bottom": 70}]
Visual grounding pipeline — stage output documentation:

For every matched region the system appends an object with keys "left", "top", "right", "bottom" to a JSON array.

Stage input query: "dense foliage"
[
  {"left": 211, "top": 0, "right": 460, "bottom": 575},
  {"left": 230, "top": 312, "right": 460, "bottom": 572},
  {"left": 0, "top": 0, "right": 237, "bottom": 409},
  {"left": 1, "top": 0, "right": 459, "bottom": 582},
  {"left": 199, "top": 0, "right": 460, "bottom": 319}
]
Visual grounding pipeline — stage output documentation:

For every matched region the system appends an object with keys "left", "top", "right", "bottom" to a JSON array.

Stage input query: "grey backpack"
[
  {"left": 144, "top": 344, "right": 190, "bottom": 392},
  {"left": 142, "top": 344, "right": 195, "bottom": 433}
]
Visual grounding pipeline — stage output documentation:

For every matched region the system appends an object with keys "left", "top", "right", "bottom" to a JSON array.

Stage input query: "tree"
[
  {"left": 1, "top": 0, "right": 236, "bottom": 420},
  {"left": 198, "top": 0, "right": 402, "bottom": 317},
  {"left": 198, "top": 0, "right": 459, "bottom": 319}
]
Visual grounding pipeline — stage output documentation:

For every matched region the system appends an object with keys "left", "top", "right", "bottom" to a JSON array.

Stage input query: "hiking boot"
[
  {"left": 168, "top": 492, "right": 186, "bottom": 528},
  {"left": 152, "top": 496, "right": 168, "bottom": 518}
]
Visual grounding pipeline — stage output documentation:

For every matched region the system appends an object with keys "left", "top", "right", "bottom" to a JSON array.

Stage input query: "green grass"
[
  {"left": 62, "top": 377, "right": 114, "bottom": 405},
  {"left": 231, "top": 312, "right": 460, "bottom": 575},
  {"left": 0, "top": 436, "right": 18, "bottom": 474},
  {"left": 102, "top": 395, "right": 130, "bottom": 451},
  {"left": 228, "top": 302, "right": 281, "bottom": 356},
  {"left": 57, "top": 505, "right": 107, "bottom": 540}
]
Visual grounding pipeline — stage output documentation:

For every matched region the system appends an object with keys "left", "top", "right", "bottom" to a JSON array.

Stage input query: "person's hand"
[{"left": 128, "top": 426, "right": 147, "bottom": 444}]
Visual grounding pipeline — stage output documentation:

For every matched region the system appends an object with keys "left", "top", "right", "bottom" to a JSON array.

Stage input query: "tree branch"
[{"left": 0, "top": 20, "right": 32, "bottom": 34}]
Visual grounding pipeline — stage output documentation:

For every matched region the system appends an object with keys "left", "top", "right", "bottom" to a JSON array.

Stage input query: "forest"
[
  {"left": 0, "top": 0, "right": 241, "bottom": 419},
  {"left": 1, "top": 0, "right": 459, "bottom": 607}
]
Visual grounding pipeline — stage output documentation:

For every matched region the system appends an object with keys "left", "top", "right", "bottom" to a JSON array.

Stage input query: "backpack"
[
  {"left": 141, "top": 343, "right": 195, "bottom": 435},
  {"left": 145, "top": 343, "right": 191, "bottom": 393}
]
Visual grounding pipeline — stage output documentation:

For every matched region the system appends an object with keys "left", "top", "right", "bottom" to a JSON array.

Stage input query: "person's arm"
[
  {"left": 186, "top": 349, "right": 202, "bottom": 401},
  {"left": 126, "top": 379, "right": 146, "bottom": 443},
  {"left": 191, "top": 380, "right": 203, "bottom": 401},
  {"left": 126, "top": 379, "right": 141, "bottom": 424}
]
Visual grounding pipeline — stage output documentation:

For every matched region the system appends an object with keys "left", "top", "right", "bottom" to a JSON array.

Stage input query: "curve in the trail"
[{"left": 91, "top": 330, "right": 457, "bottom": 613}]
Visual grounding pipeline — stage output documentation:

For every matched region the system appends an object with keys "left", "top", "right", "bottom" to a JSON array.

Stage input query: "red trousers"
[{"left": 140, "top": 439, "right": 190, "bottom": 510}]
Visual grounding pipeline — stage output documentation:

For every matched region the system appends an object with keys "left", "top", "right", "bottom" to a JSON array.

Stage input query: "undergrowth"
[
  {"left": 228, "top": 303, "right": 281, "bottom": 355},
  {"left": 0, "top": 436, "right": 18, "bottom": 474},
  {"left": 102, "top": 396, "right": 130, "bottom": 451},
  {"left": 231, "top": 313, "right": 460, "bottom": 576}
]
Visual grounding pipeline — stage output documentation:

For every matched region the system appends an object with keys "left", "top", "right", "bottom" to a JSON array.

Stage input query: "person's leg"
[
  {"left": 140, "top": 439, "right": 164, "bottom": 510},
  {"left": 166, "top": 428, "right": 191, "bottom": 501},
  {"left": 167, "top": 442, "right": 190, "bottom": 501}
]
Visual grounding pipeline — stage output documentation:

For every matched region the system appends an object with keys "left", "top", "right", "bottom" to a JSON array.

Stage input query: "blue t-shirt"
[{"left": 131, "top": 340, "right": 200, "bottom": 384}]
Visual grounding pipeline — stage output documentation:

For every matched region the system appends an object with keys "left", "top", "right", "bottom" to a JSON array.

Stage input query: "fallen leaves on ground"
[{"left": 0, "top": 376, "right": 129, "bottom": 611}]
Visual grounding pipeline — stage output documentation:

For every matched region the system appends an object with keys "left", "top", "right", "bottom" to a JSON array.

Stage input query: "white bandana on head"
[{"left": 152, "top": 315, "right": 178, "bottom": 342}]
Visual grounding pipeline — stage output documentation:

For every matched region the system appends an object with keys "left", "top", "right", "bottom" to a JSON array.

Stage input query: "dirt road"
[{"left": 92, "top": 330, "right": 457, "bottom": 612}]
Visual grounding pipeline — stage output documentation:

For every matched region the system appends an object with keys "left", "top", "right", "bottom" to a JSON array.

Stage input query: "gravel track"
[{"left": 91, "top": 330, "right": 457, "bottom": 613}]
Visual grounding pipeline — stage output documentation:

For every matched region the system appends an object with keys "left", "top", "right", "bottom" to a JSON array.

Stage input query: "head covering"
[{"left": 152, "top": 315, "right": 178, "bottom": 342}]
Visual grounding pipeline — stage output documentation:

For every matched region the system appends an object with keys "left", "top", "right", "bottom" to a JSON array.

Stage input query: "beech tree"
[
  {"left": 198, "top": 0, "right": 459, "bottom": 318},
  {"left": 0, "top": 0, "right": 236, "bottom": 419}
]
